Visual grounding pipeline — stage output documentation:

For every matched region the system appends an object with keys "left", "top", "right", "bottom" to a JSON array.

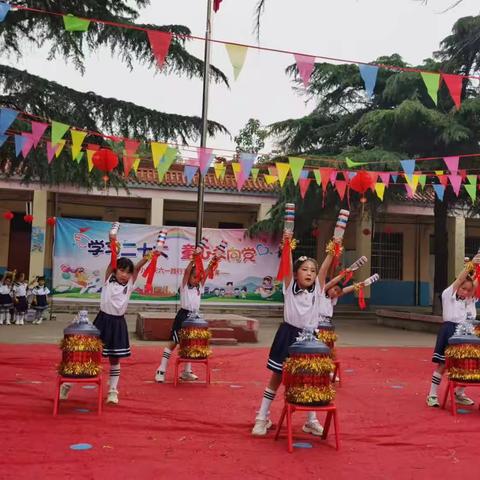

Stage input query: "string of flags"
[
  {"left": 0, "top": 2, "right": 474, "bottom": 109},
  {"left": 1, "top": 107, "right": 480, "bottom": 203}
]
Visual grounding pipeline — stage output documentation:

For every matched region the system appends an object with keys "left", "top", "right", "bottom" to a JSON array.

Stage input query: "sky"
[{"left": 4, "top": 0, "right": 480, "bottom": 156}]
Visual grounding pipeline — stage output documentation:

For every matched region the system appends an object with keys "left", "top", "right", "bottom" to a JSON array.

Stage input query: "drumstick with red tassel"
[
  {"left": 194, "top": 237, "right": 210, "bottom": 283},
  {"left": 326, "top": 210, "right": 349, "bottom": 275},
  {"left": 277, "top": 203, "right": 295, "bottom": 282},
  {"left": 473, "top": 249, "right": 480, "bottom": 299},
  {"left": 354, "top": 273, "right": 380, "bottom": 310},
  {"left": 207, "top": 240, "right": 228, "bottom": 279},
  {"left": 142, "top": 230, "right": 167, "bottom": 294},
  {"left": 109, "top": 222, "right": 121, "bottom": 269},
  {"left": 339, "top": 256, "right": 368, "bottom": 284}
]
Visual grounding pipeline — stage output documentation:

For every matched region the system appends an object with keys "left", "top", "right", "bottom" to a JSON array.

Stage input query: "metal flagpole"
[{"left": 195, "top": 0, "right": 213, "bottom": 246}]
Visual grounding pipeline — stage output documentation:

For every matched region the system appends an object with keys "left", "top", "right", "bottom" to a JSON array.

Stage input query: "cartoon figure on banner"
[
  {"left": 31, "top": 227, "right": 45, "bottom": 253},
  {"left": 225, "top": 281, "right": 234, "bottom": 297},
  {"left": 256, "top": 275, "right": 276, "bottom": 299}
]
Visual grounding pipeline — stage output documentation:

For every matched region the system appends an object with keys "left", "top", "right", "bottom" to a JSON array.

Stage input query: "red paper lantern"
[
  {"left": 350, "top": 171, "right": 374, "bottom": 194},
  {"left": 362, "top": 228, "right": 371, "bottom": 236},
  {"left": 3, "top": 211, "right": 13, "bottom": 221},
  {"left": 24, "top": 214, "right": 34, "bottom": 223},
  {"left": 47, "top": 217, "right": 56, "bottom": 226},
  {"left": 312, "top": 228, "right": 320, "bottom": 238},
  {"left": 92, "top": 148, "right": 118, "bottom": 174},
  {"left": 384, "top": 226, "right": 393, "bottom": 234}
]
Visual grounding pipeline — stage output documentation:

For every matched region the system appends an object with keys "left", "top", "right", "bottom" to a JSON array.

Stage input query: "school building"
[{"left": 0, "top": 164, "right": 476, "bottom": 307}]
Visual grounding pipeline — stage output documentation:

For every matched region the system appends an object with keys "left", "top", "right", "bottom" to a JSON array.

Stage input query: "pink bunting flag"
[
  {"left": 442, "top": 74, "right": 463, "bottom": 110},
  {"left": 298, "top": 178, "right": 311, "bottom": 199},
  {"left": 448, "top": 174, "right": 462, "bottom": 196},
  {"left": 31, "top": 121, "right": 48, "bottom": 148},
  {"left": 46, "top": 141, "right": 58, "bottom": 164},
  {"left": 147, "top": 30, "right": 173, "bottom": 69},
  {"left": 379, "top": 172, "right": 390, "bottom": 185},
  {"left": 329, "top": 170, "right": 337, "bottom": 184},
  {"left": 197, "top": 147, "right": 213, "bottom": 176},
  {"left": 21, "top": 133, "right": 34, "bottom": 158},
  {"left": 443, "top": 156, "right": 459, "bottom": 175},
  {"left": 294, "top": 54, "right": 316, "bottom": 88},
  {"left": 335, "top": 180, "right": 347, "bottom": 200}
]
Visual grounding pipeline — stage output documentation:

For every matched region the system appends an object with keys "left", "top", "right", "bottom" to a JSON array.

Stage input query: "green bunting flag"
[
  {"left": 465, "top": 174, "right": 477, "bottom": 202},
  {"left": 157, "top": 147, "right": 177, "bottom": 181},
  {"left": 288, "top": 157, "right": 305, "bottom": 185},
  {"left": 313, "top": 169, "right": 322, "bottom": 186},
  {"left": 51, "top": 121, "right": 70, "bottom": 146},
  {"left": 421, "top": 72, "right": 441, "bottom": 106},
  {"left": 63, "top": 14, "right": 91, "bottom": 32},
  {"left": 418, "top": 174, "right": 427, "bottom": 189},
  {"left": 251, "top": 167, "right": 259, "bottom": 182},
  {"left": 345, "top": 157, "right": 367, "bottom": 168}
]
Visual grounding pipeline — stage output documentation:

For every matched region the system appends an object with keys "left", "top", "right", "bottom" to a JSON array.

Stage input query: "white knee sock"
[
  {"left": 158, "top": 347, "right": 172, "bottom": 373},
  {"left": 429, "top": 371, "right": 442, "bottom": 396},
  {"left": 306, "top": 411, "right": 318, "bottom": 424},
  {"left": 257, "top": 387, "right": 276, "bottom": 420},
  {"left": 456, "top": 387, "right": 465, "bottom": 396},
  {"left": 109, "top": 364, "right": 121, "bottom": 391},
  {"left": 183, "top": 362, "right": 192, "bottom": 373}
]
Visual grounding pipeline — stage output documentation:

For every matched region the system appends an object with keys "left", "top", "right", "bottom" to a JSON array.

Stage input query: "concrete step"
[
  {"left": 209, "top": 327, "right": 235, "bottom": 339},
  {"left": 210, "top": 338, "right": 238, "bottom": 346}
]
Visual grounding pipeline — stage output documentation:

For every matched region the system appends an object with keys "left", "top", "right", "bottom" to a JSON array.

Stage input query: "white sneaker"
[
  {"left": 5, "top": 319, "right": 10, "bottom": 325},
  {"left": 303, "top": 421, "right": 324, "bottom": 436},
  {"left": 455, "top": 393, "right": 475, "bottom": 406},
  {"left": 155, "top": 369, "right": 165, "bottom": 383},
  {"left": 251, "top": 418, "right": 273, "bottom": 436},
  {"left": 426, "top": 395, "right": 440, "bottom": 407},
  {"left": 59, "top": 384, "right": 71, "bottom": 400},
  {"left": 36, "top": 318, "right": 43, "bottom": 325},
  {"left": 106, "top": 389, "right": 119, "bottom": 404},
  {"left": 180, "top": 371, "right": 198, "bottom": 381}
]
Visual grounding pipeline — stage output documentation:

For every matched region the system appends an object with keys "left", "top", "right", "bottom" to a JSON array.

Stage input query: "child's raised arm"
[
  {"left": 282, "top": 231, "right": 294, "bottom": 289},
  {"left": 318, "top": 253, "right": 334, "bottom": 290},
  {"left": 133, "top": 255, "right": 150, "bottom": 283},
  {"left": 183, "top": 247, "right": 202, "bottom": 288}
]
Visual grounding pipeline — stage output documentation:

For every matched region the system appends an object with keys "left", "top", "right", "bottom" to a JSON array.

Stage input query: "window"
[
  {"left": 119, "top": 217, "right": 146, "bottom": 224},
  {"left": 218, "top": 222, "right": 244, "bottom": 229},
  {"left": 294, "top": 231, "right": 317, "bottom": 261},
  {"left": 465, "top": 237, "right": 480, "bottom": 259},
  {"left": 164, "top": 220, "right": 197, "bottom": 227},
  {"left": 371, "top": 233, "right": 403, "bottom": 280}
]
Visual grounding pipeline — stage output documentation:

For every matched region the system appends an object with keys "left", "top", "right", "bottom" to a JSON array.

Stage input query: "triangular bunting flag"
[
  {"left": 0, "top": 2, "right": 11, "bottom": 22},
  {"left": 288, "top": 157, "right": 305, "bottom": 185},
  {"left": 444, "top": 156, "right": 459, "bottom": 175},
  {"left": 239, "top": 152, "right": 256, "bottom": 179},
  {"left": 379, "top": 172, "right": 390, "bottom": 185},
  {"left": 330, "top": 170, "right": 337, "bottom": 184},
  {"left": 375, "top": 182, "right": 385, "bottom": 201},
  {"left": 214, "top": 162, "right": 226, "bottom": 180},
  {"left": 359, "top": 64, "right": 379, "bottom": 99},
  {"left": 124, "top": 139, "right": 140, "bottom": 156},
  {"left": 21, "top": 133, "right": 34, "bottom": 158},
  {"left": 0, "top": 108, "right": 17, "bottom": 135},
  {"left": 232, "top": 162, "right": 247, "bottom": 191},
  {"left": 313, "top": 169, "right": 321, "bottom": 186},
  {"left": 459, "top": 169, "right": 467, "bottom": 181},
  {"left": 465, "top": 175, "right": 477, "bottom": 202},
  {"left": 294, "top": 54, "right": 315, "bottom": 88},
  {"left": 147, "top": 30, "right": 172, "bottom": 69},
  {"left": 251, "top": 167, "right": 259, "bottom": 182},
  {"left": 14, "top": 135, "right": 26, "bottom": 157},
  {"left": 300, "top": 169, "right": 309, "bottom": 179},
  {"left": 335, "top": 180, "right": 347, "bottom": 200},
  {"left": 298, "top": 178, "right": 312, "bottom": 199},
  {"left": 197, "top": 147, "right": 213, "bottom": 176},
  {"left": 51, "top": 121, "right": 70, "bottom": 146},
  {"left": 46, "top": 141, "right": 56, "bottom": 164},
  {"left": 433, "top": 184, "right": 445, "bottom": 201},
  {"left": 70, "top": 129, "right": 87, "bottom": 161},
  {"left": 123, "top": 153, "right": 136, "bottom": 177},
  {"left": 0, "top": 134, "right": 8, "bottom": 147},
  {"left": 151, "top": 142, "right": 168, "bottom": 169},
  {"left": 132, "top": 157, "right": 141, "bottom": 173},
  {"left": 75, "top": 151, "right": 84, "bottom": 164},
  {"left": 63, "top": 14, "right": 90, "bottom": 32},
  {"left": 268, "top": 166, "right": 277, "bottom": 177},
  {"left": 438, "top": 174, "right": 448, "bottom": 187},
  {"left": 400, "top": 159, "right": 416, "bottom": 183},
  {"left": 276, "top": 162, "right": 290, "bottom": 187},
  {"left": 442, "top": 73, "right": 463, "bottom": 110},
  {"left": 54, "top": 140, "right": 66, "bottom": 158},
  {"left": 264, "top": 175, "right": 278, "bottom": 185},
  {"left": 345, "top": 157, "right": 367, "bottom": 168},
  {"left": 31, "top": 121, "right": 48, "bottom": 148},
  {"left": 184, "top": 164, "right": 198, "bottom": 185},
  {"left": 448, "top": 174, "right": 462, "bottom": 196},
  {"left": 319, "top": 167, "right": 333, "bottom": 191},
  {"left": 368, "top": 172, "right": 378, "bottom": 189},
  {"left": 157, "top": 147, "right": 177, "bottom": 181},
  {"left": 418, "top": 174, "right": 427, "bottom": 188},
  {"left": 421, "top": 72, "right": 441, "bottom": 106},
  {"left": 213, "top": 0, "right": 223, "bottom": 12},
  {"left": 391, "top": 175, "right": 398, "bottom": 183},
  {"left": 86, "top": 144, "right": 100, "bottom": 172},
  {"left": 225, "top": 43, "right": 248, "bottom": 80}
]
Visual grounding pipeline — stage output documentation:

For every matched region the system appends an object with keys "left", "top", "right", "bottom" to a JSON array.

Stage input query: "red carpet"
[{"left": 1, "top": 345, "right": 480, "bottom": 479}]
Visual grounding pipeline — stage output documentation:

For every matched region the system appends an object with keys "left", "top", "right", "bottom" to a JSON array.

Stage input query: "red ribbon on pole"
[
  {"left": 194, "top": 253, "right": 205, "bottom": 283},
  {"left": 339, "top": 269, "right": 353, "bottom": 285},
  {"left": 142, "top": 251, "right": 160, "bottom": 294},
  {"left": 277, "top": 238, "right": 292, "bottom": 282},
  {"left": 208, "top": 258, "right": 219, "bottom": 279},
  {"left": 110, "top": 240, "right": 119, "bottom": 270},
  {"left": 330, "top": 242, "right": 343, "bottom": 277},
  {"left": 475, "top": 264, "right": 480, "bottom": 299},
  {"left": 358, "top": 285, "right": 366, "bottom": 310}
]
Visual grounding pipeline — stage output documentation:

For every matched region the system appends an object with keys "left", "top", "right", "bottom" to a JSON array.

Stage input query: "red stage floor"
[{"left": 1, "top": 345, "right": 480, "bottom": 479}]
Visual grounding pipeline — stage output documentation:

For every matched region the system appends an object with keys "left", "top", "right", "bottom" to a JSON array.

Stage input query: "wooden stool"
[
  {"left": 441, "top": 379, "right": 480, "bottom": 416},
  {"left": 174, "top": 357, "right": 211, "bottom": 387},
  {"left": 274, "top": 402, "right": 340, "bottom": 453},
  {"left": 333, "top": 360, "right": 342, "bottom": 386},
  {"left": 53, "top": 375, "right": 103, "bottom": 416}
]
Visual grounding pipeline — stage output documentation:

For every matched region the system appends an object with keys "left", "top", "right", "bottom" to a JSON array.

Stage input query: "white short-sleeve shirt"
[
  {"left": 180, "top": 284, "right": 204, "bottom": 312},
  {"left": 100, "top": 275, "right": 134, "bottom": 316},
  {"left": 317, "top": 288, "right": 338, "bottom": 321},
  {"left": 441, "top": 285, "right": 477, "bottom": 324},
  {"left": 31, "top": 286, "right": 50, "bottom": 296},
  {"left": 0, "top": 284, "right": 12, "bottom": 295},
  {"left": 283, "top": 279, "right": 318, "bottom": 331},
  {"left": 14, "top": 283, "right": 27, "bottom": 297}
]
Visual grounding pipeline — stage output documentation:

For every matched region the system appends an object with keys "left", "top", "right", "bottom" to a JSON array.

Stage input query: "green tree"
[
  {"left": 0, "top": 1, "right": 228, "bottom": 188},
  {"left": 234, "top": 118, "right": 268, "bottom": 154},
  {"left": 254, "top": 16, "right": 480, "bottom": 312}
]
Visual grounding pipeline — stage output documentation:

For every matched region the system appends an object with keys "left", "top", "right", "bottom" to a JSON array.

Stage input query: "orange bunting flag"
[{"left": 298, "top": 178, "right": 311, "bottom": 199}]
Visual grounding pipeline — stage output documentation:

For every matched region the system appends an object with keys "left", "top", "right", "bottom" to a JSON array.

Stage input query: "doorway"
[{"left": 8, "top": 213, "right": 31, "bottom": 275}]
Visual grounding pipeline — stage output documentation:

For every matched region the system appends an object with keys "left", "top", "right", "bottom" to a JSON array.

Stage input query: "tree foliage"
[{"left": 234, "top": 118, "right": 268, "bottom": 154}]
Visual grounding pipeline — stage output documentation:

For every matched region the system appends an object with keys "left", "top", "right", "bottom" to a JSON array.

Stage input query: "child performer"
[
  {"left": 426, "top": 262, "right": 479, "bottom": 408},
  {"left": 13, "top": 273, "right": 28, "bottom": 325},
  {"left": 0, "top": 271, "right": 14, "bottom": 325},
  {"left": 60, "top": 223, "right": 159, "bottom": 405},
  {"left": 31, "top": 276, "right": 50, "bottom": 324},
  {"left": 155, "top": 247, "right": 220, "bottom": 383}
]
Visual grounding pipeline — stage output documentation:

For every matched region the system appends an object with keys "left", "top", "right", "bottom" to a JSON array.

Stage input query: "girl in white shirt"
[
  {"left": 427, "top": 266, "right": 478, "bottom": 408},
  {"left": 13, "top": 272, "right": 28, "bottom": 325},
  {"left": 0, "top": 272, "right": 13, "bottom": 325},
  {"left": 155, "top": 247, "right": 219, "bottom": 383},
  {"left": 31, "top": 277, "right": 51, "bottom": 324}
]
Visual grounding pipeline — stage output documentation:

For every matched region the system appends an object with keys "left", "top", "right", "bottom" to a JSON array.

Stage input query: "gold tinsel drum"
[
  {"left": 58, "top": 311, "right": 103, "bottom": 378},
  {"left": 178, "top": 312, "right": 212, "bottom": 359},
  {"left": 284, "top": 332, "right": 335, "bottom": 406},
  {"left": 316, "top": 320, "right": 338, "bottom": 358},
  {"left": 445, "top": 334, "right": 480, "bottom": 383}
]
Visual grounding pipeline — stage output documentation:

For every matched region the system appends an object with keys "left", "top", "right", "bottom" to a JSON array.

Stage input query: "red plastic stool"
[
  {"left": 441, "top": 379, "right": 480, "bottom": 416},
  {"left": 53, "top": 375, "right": 103, "bottom": 416},
  {"left": 174, "top": 357, "right": 211, "bottom": 387},
  {"left": 333, "top": 360, "right": 342, "bottom": 386},
  {"left": 274, "top": 402, "right": 340, "bottom": 453}
]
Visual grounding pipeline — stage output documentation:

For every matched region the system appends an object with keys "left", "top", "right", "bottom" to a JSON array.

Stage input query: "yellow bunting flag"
[
  {"left": 151, "top": 142, "right": 168, "bottom": 169},
  {"left": 54, "top": 140, "right": 66, "bottom": 158},
  {"left": 276, "top": 162, "right": 290, "bottom": 187},
  {"left": 214, "top": 162, "right": 226, "bottom": 180},
  {"left": 231, "top": 162, "right": 242, "bottom": 184},
  {"left": 86, "top": 149, "right": 96, "bottom": 172},
  {"left": 406, "top": 174, "right": 420, "bottom": 194},
  {"left": 264, "top": 175, "right": 278, "bottom": 185},
  {"left": 375, "top": 182, "right": 385, "bottom": 201},
  {"left": 70, "top": 129, "right": 87, "bottom": 161},
  {"left": 132, "top": 156, "right": 141, "bottom": 173},
  {"left": 251, "top": 168, "right": 259, "bottom": 182},
  {"left": 225, "top": 43, "right": 248, "bottom": 80}
]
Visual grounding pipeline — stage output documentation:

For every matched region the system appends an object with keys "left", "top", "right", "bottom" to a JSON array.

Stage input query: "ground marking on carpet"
[
  {"left": 70, "top": 443, "right": 93, "bottom": 451},
  {"left": 82, "top": 385, "right": 96, "bottom": 389},
  {"left": 293, "top": 442, "right": 313, "bottom": 449},
  {"left": 457, "top": 409, "right": 472, "bottom": 414},
  {"left": 75, "top": 408, "right": 90, "bottom": 413},
  {"left": 390, "top": 385, "right": 404, "bottom": 389},
  {"left": 230, "top": 384, "right": 243, "bottom": 388},
  {"left": 344, "top": 369, "right": 355, "bottom": 373}
]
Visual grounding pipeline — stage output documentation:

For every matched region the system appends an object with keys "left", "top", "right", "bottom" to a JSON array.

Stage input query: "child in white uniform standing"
[
  {"left": 31, "top": 277, "right": 50, "bottom": 324},
  {"left": 0, "top": 272, "right": 13, "bottom": 325},
  {"left": 13, "top": 273, "right": 28, "bottom": 325}
]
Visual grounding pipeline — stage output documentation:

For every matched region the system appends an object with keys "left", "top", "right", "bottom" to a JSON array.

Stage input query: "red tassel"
[
  {"left": 339, "top": 269, "right": 353, "bottom": 285},
  {"left": 194, "top": 253, "right": 205, "bottom": 283},
  {"left": 329, "top": 242, "right": 343, "bottom": 277},
  {"left": 142, "top": 252, "right": 159, "bottom": 294},
  {"left": 110, "top": 240, "right": 119, "bottom": 270},
  {"left": 208, "top": 258, "right": 219, "bottom": 279},
  {"left": 277, "top": 238, "right": 292, "bottom": 282},
  {"left": 475, "top": 264, "right": 480, "bottom": 299},
  {"left": 358, "top": 285, "right": 366, "bottom": 310}
]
